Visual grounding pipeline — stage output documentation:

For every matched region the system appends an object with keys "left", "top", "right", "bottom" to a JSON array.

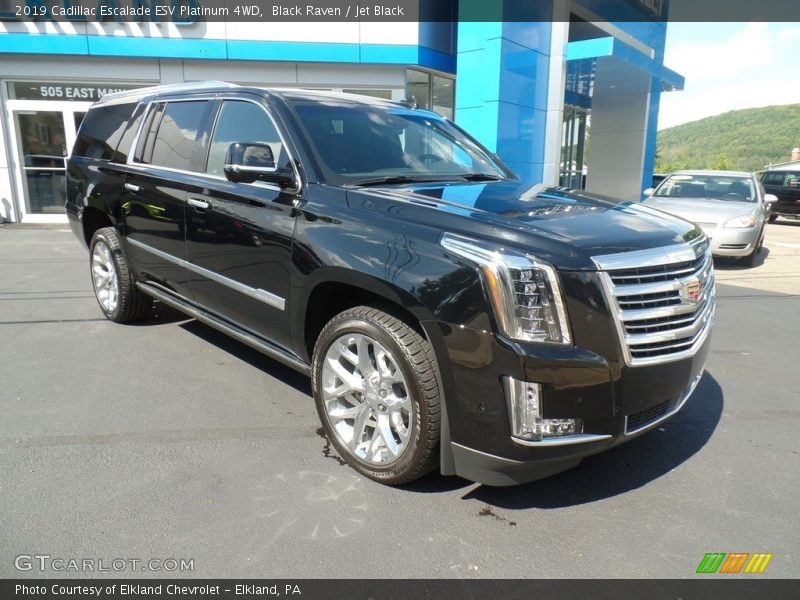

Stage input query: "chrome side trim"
[
  {"left": 136, "top": 281, "right": 308, "bottom": 376},
  {"left": 510, "top": 433, "right": 613, "bottom": 447},
  {"left": 624, "top": 370, "right": 704, "bottom": 436},
  {"left": 127, "top": 238, "right": 285, "bottom": 311}
]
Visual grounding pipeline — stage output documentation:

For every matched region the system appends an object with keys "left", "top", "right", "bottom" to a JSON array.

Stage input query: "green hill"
[{"left": 655, "top": 104, "right": 800, "bottom": 173}]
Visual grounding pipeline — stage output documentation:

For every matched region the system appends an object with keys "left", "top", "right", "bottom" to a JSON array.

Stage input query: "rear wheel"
[
  {"left": 311, "top": 305, "right": 441, "bottom": 485},
  {"left": 89, "top": 227, "right": 152, "bottom": 323}
]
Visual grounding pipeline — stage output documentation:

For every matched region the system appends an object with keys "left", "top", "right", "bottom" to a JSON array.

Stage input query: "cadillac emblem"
[{"left": 680, "top": 277, "right": 703, "bottom": 303}]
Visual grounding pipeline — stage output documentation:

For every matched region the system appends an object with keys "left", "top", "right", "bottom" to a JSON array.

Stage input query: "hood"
[
  {"left": 640, "top": 196, "right": 757, "bottom": 225},
  {"left": 346, "top": 180, "right": 702, "bottom": 270}
]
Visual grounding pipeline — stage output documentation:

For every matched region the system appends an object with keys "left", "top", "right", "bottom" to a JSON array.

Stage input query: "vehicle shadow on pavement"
[
  {"left": 175, "top": 316, "right": 313, "bottom": 396},
  {"left": 462, "top": 373, "right": 724, "bottom": 509}
]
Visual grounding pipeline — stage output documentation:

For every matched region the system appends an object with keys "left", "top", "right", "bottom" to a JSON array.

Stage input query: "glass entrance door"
[
  {"left": 7, "top": 100, "right": 90, "bottom": 222},
  {"left": 13, "top": 110, "right": 68, "bottom": 215},
  {"left": 560, "top": 108, "right": 588, "bottom": 190}
]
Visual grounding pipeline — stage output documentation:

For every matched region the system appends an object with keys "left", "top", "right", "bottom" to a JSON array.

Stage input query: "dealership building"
[{"left": 0, "top": 0, "right": 683, "bottom": 223}]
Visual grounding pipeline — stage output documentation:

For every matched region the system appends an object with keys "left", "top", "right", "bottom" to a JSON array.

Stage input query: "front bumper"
[
  {"left": 428, "top": 255, "right": 714, "bottom": 486},
  {"left": 701, "top": 225, "right": 760, "bottom": 257},
  {"left": 436, "top": 323, "right": 710, "bottom": 486}
]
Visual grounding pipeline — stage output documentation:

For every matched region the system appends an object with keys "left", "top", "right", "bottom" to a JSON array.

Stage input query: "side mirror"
[
  {"left": 764, "top": 194, "right": 778, "bottom": 204},
  {"left": 223, "top": 142, "right": 295, "bottom": 188},
  {"left": 643, "top": 187, "right": 655, "bottom": 197}
]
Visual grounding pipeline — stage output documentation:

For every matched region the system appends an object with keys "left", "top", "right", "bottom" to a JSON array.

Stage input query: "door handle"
[
  {"left": 187, "top": 198, "right": 211, "bottom": 211},
  {"left": 124, "top": 182, "right": 141, "bottom": 193}
]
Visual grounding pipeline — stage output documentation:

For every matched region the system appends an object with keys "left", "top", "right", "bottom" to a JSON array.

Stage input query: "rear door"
[
  {"left": 122, "top": 98, "right": 214, "bottom": 298},
  {"left": 184, "top": 96, "right": 299, "bottom": 349}
]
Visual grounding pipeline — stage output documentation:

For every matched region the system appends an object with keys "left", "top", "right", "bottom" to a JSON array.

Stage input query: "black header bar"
[
  {"left": 3, "top": 579, "right": 800, "bottom": 600},
  {"left": 2, "top": 0, "right": 800, "bottom": 23}
]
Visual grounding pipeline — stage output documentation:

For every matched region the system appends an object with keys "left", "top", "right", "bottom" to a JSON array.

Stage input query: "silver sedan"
[{"left": 642, "top": 170, "right": 777, "bottom": 266}]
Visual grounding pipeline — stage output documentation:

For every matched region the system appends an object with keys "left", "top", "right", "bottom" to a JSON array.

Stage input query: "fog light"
[{"left": 503, "top": 376, "right": 582, "bottom": 441}]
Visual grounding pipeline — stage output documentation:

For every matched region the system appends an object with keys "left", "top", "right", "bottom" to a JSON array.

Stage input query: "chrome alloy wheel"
[
  {"left": 91, "top": 241, "right": 119, "bottom": 313},
  {"left": 321, "top": 333, "right": 413, "bottom": 465}
]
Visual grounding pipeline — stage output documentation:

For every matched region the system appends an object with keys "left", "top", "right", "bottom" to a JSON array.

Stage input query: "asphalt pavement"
[{"left": 0, "top": 223, "right": 797, "bottom": 578}]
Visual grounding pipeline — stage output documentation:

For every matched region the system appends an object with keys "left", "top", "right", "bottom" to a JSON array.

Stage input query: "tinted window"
[
  {"left": 206, "top": 101, "right": 287, "bottom": 177},
  {"left": 113, "top": 104, "right": 145, "bottom": 163},
  {"left": 762, "top": 172, "right": 786, "bottom": 186},
  {"left": 150, "top": 101, "right": 209, "bottom": 171},
  {"left": 73, "top": 103, "right": 136, "bottom": 160}
]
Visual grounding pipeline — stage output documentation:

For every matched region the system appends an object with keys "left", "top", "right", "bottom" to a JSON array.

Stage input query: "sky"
[{"left": 657, "top": 22, "right": 800, "bottom": 129}]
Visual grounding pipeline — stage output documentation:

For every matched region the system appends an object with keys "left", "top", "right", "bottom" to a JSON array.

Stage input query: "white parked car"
[{"left": 643, "top": 170, "right": 777, "bottom": 266}]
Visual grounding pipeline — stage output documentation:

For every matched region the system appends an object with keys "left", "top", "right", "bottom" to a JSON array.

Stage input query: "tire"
[
  {"left": 89, "top": 227, "right": 152, "bottom": 323},
  {"left": 311, "top": 305, "right": 441, "bottom": 485},
  {"left": 740, "top": 227, "right": 764, "bottom": 267},
  {"left": 768, "top": 214, "right": 778, "bottom": 223}
]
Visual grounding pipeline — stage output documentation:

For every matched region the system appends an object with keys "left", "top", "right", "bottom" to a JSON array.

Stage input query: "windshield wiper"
[
  {"left": 352, "top": 173, "right": 505, "bottom": 187},
  {"left": 351, "top": 175, "right": 453, "bottom": 187},
  {"left": 458, "top": 173, "right": 504, "bottom": 182}
]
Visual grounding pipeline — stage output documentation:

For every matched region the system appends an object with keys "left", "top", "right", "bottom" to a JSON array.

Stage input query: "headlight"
[
  {"left": 440, "top": 233, "right": 571, "bottom": 344},
  {"left": 723, "top": 214, "right": 757, "bottom": 228}
]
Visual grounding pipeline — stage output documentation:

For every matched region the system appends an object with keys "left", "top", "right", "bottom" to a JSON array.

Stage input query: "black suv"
[
  {"left": 759, "top": 169, "right": 800, "bottom": 222},
  {"left": 66, "top": 82, "right": 714, "bottom": 486}
]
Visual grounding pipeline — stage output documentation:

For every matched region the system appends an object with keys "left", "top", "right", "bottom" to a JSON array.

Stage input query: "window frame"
[
  {"left": 202, "top": 98, "right": 291, "bottom": 178},
  {"left": 127, "top": 93, "right": 302, "bottom": 194},
  {"left": 144, "top": 99, "right": 213, "bottom": 172}
]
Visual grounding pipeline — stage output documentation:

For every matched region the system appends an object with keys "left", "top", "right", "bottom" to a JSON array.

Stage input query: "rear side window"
[
  {"left": 149, "top": 101, "right": 210, "bottom": 171},
  {"left": 113, "top": 104, "right": 145, "bottom": 163},
  {"left": 73, "top": 103, "right": 137, "bottom": 161},
  {"left": 762, "top": 172, "right": 787, "bottom": 186}
]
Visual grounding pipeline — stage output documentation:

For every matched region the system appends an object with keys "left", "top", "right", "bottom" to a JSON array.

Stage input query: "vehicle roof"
[
  {"left": 670, "top": 169, "right": 753, "bottom": 178},
  {"left": 95, "top": 80, "right": 426, "bottom": 112}
]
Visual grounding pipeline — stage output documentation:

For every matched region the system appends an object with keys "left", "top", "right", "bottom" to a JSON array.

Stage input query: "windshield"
[
  {"left": 288, "top": 100, "right": 510, "bottom": 186},
  {"left": 654, "top": 174, "right": 756, "bottom": 202}
]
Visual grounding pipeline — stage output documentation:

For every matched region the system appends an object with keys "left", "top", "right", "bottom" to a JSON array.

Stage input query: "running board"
[{"left": 136, "top": 281, "right": 311, "bottom": 376}]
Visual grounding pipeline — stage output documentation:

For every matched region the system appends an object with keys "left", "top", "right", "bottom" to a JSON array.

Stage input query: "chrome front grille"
[{"left": 593, "top": 239, "right": 716, "bottom": 366}]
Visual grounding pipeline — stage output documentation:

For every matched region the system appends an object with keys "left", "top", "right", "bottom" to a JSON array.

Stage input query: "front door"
[{"left": 185, "top": 97, "right": 299, "bottom": 349}]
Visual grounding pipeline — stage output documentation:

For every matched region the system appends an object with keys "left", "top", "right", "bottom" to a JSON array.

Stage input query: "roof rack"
[{"left": 98, "top": 80, "right": 238, "bottom": 104}]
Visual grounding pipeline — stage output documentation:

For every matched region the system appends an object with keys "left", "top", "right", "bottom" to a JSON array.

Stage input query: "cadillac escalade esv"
[{"left": 66, "top": 82, "right": 715, "bottom": 486}]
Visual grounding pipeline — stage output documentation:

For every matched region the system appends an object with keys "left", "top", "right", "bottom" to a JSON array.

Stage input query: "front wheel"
[
  {"left": 739, "top": 226, "right": 765, "bottom": 267},
  {"left": 89, "top": 227, "right": 152, "bottom": 323},
  {"left": 311, "top": 305, "right": 441, "bottom": 485}
]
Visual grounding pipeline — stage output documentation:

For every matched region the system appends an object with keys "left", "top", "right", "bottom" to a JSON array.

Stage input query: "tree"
[{"left": 706, "top": 153, "right": 737, "bottom": 170}]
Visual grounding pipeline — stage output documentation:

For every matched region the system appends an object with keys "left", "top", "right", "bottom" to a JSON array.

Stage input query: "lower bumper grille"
[{"left": 626, "top": 401, "right": 670, "bottom": 433}]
